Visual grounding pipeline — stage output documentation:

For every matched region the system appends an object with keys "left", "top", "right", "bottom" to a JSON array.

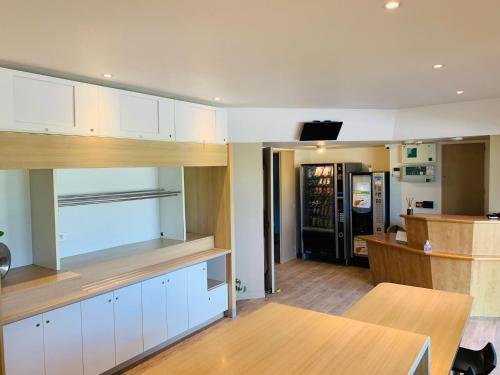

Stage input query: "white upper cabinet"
[
  {"left": 174, "top": 100, "right": 217, "bottom": 143},
  {"left": 0, "top": 68, "right": 99, "bottom": 136},
  {"left": 98, "top": 87, "right": 174, "bottom": 141},
  {"left": 0, "top": 68, "right": 227, "bottom": 143}
]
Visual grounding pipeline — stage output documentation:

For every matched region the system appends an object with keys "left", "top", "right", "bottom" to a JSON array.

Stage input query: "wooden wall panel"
[
  {"left": 472, "top": 224, "right": 500, "bottom": 256},
  {"left": 368, "top": 243, "right": 433, "bottom": 288},
  {"left": 470, "top": 260, "right": 500, "bottom": 317},
  {"left": 430, "top": 257, "right": 471, "bottom": 295},
  {"left": 0, "top": 132, "right": 227, "bottom": 169},
  {"left": 427, "top": 221, "right": 474, "bottom": 255},
  {"left": 184, "top": 166, "right": 230, "bottom": 247},
  {"left": 404, "top": 218, "right": 428, "bottom": 249},
  {"left": 184, "top": 164, "right": 235, "bottom": 315}
]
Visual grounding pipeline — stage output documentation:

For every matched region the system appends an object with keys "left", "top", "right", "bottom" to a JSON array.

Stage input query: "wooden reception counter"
[{"left": 361, "top": 214, "right": 500, "bottom": 317}]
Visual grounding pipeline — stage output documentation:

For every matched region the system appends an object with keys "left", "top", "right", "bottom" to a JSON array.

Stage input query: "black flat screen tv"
[{"left": 299, "top": 121, "right": 343, "bottom": 141}]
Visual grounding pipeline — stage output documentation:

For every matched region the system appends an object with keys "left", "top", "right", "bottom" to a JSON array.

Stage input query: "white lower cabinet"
[
  {"left": 187, "top": 262, "right": 210, "bottom": 328},
  {"left": 43, "top": 303, "right": 84, "bottom": 375},
  {"left": 166, "top": 268, "right": 189, "bottom": 338},
  {"left": 81, "top": 292, "right": 116, "bottom": 375},
  {"left": 208, "top": 283, "right": 229, "bottom": 318},
  {"left": 2, "top": 261, "right": 228, "bottom": 375},
  {"left": 3, "top": 314, "right": 45, "bottom": 375},
  {"left": 114, "top": 283, "right": 144, "bottom": 364},
  {"left": 142, "top": 275, "right": 168, "bottom": 351}
]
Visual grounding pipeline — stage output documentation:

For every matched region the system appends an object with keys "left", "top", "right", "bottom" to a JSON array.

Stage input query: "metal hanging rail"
[{"left": 58, "top": 189, "right": 181, "bottom": 207}]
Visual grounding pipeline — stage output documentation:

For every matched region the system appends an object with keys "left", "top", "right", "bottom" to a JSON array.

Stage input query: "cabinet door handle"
[
  {"left": 108, "top": 299, "right": 112, "bottom": 303},
  {"left": 90, "top": 128, "right": 94, "bottom": 132},
  {"left": 202, "top": 268, "right": 206, "bottom": 271},
  {"left": 36, "top": 323, "right": 41, "bottom": 327},
  {"left": 162, "top": 281, "right": 165, "bottom": 285},
  {"left": 115, "top": 296, "right": 119, "bottom": 301},
  {"left": 167, "top": 279, "right": 170, "bottom": 283},
  {"left": 45, "top": 320, "right": 50, "bottom": 324}
]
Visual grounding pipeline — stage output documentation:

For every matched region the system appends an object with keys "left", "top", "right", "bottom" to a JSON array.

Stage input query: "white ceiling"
[{"left": 1, "top": 0, "right": 500, "bottom": 108}]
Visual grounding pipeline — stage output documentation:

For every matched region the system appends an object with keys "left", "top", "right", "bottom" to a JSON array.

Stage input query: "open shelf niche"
[{"left": 29, "top": 167, "right": 187, "bottom": 271}]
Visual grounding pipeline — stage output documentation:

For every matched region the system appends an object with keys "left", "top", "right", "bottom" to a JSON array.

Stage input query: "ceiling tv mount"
[{"left": 299, "top": 121, "right": 343, "bottom": 141}]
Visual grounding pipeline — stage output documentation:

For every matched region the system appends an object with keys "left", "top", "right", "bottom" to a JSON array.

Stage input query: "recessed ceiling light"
[
  {"left": 102, "top": 73, "right": 113, "bottom": 79},
  {"left": 456, "top": 90, "right": 464, "bottom": 95},
  {"left": 385, "top": 1, "right": 400, "bottom": 10},
  {"left": 433, "top": 64, "right": 444, "bottom": 69},
  {"left": 450, "top": 137, "right": 464, "bottom": 141},
  {"left": 214, "top": 97, "right": 221, "bottom": 102}
]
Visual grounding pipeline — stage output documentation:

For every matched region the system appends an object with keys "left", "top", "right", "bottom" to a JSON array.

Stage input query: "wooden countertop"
[
  {"left": 143, "top": 302, "right": 430, "bottom": 375},
  {"left": 401, "top": 214, "right": 498, "bottom": 224},
  {"left": 343, "top": 283, "right": 473, "bottom": 375},
  {"left": 1, "top": 247, "right": 230, "bottom": 325},
  {"left": 359, "top": 233, "right": 500, "bottom": 261}
]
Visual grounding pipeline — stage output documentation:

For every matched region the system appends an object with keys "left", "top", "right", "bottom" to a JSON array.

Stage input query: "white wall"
[
  {"left": 232, "top": 143, "right": 265, "bottom": 300},
  {"left": 228, "top": 108, "right": 397, "bottom": 143},
  {"left": 394, "top": 98, "right": 500, "bottom": 140},
  {"left": 388, "top": 144, "right": 442, "bottom": 226},
  {"left": 0, "top": 168, "right": 174, "bottom": 268},
  {"left": 57, "top": 168, "right": 163, "bottom": 258},
  {"left": 0, "top": 170, "right": 33, "bottom": 268},
  {"left": 294, "top": 146, "right": 390, "bottom": 171},
  {"left": 227, "top": 98, "right": 500, "bottom": 144}
]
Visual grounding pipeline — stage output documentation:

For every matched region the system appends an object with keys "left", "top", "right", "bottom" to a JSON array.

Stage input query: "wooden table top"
[
  {"left": 143, "top": 302, "right": 430, "bottom": 375},
  {"left": 342, "top": 283, "right": 473, "bottom": 375}
]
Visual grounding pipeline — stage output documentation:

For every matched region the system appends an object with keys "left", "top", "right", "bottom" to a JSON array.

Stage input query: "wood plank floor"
[{"left": 121, "top": 259, "right": 500, "bottom": 375}]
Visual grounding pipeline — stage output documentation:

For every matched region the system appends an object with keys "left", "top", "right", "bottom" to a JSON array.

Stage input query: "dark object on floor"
[{"left": 452, "top": 342, "right": 497, "bottom": 375}]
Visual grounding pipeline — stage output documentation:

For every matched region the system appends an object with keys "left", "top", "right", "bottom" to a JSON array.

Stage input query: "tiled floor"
[{"left": 123, "top": 259, "right": 500, "bottom": 374}]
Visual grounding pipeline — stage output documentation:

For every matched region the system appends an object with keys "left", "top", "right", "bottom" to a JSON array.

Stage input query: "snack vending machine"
[{"left": 300, "top": 163, "right": 364, "bottom": 263}]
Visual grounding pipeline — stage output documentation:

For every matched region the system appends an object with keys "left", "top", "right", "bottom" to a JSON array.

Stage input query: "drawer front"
[{"left": 207, "top": 283, "right": 228, "bottom": 318}]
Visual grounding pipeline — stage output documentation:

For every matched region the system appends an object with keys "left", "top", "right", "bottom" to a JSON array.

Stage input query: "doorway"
[
  {"left": 263, "top": 148, "right": 297, "bottom": 293},
  {"left": 273, "top": 153, "right": 281, "bottom": 263},
  {"left": 442, "top": 142, "right": 486, "bottom": 215}
]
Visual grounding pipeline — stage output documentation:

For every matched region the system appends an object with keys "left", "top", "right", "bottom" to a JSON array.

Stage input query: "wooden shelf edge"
[{"left": 359, "top": 234, "right": 487, "bottom": 261}]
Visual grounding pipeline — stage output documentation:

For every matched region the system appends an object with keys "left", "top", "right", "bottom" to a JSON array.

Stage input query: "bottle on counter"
[{"left": 424, "top": 240, "right": 432, "bottom": 254}]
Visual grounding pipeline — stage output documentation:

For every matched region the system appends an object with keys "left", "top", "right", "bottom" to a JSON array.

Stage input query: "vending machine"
[
  {"left": 300, "top": 163, "right": 364, "bottom": 263},
  {"left": 350, "top": 172, "right": 390, "bottom": 266}
]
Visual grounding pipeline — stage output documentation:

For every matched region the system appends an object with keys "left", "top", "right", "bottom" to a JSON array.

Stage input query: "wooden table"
[
  {"left": 342, "top": 283, "right": 473, "bottom": 375},
  {"left": 143, "top": 302, "right": 430, "bottom": 375}
]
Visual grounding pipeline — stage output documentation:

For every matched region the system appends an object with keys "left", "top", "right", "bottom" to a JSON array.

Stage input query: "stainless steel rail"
[{"left": 58, "top": 189, "right": 181, "bottom": 207}]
